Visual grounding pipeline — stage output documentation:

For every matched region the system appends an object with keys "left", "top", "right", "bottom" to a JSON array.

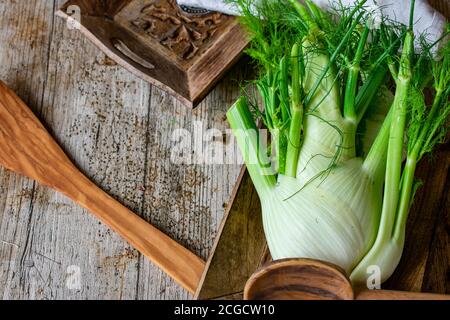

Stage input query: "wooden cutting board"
[{"left": 56, "top": 0, "right": 249, "bottom": 108}]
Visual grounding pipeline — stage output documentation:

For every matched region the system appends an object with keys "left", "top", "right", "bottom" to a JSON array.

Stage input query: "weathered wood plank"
[{"left": 0, "top": 0, "right": 57, "bottom": 300}]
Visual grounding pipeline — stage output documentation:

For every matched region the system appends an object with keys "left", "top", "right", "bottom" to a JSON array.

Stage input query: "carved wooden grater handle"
[{"left": 111, "top": 38, "right": 155, "bottom": 70}]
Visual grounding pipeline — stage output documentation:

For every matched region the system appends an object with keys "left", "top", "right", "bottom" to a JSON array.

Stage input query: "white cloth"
[
  {"left": 177, "top": 0, "right": 446, "bottom": 44},
  {"left": 177, "top": 0, "right": 239, "bottom": 15}
]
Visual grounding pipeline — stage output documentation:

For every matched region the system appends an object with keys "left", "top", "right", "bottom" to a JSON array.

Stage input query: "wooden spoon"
[
  {"left": 244, "top": 258, "right": 450, "bottom": 300},
  {"left": 0, "top": 81, "right": 205, "bottom": 293}
]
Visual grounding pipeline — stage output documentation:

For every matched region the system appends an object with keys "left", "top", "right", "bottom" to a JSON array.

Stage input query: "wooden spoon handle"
[
  {"left": 356, "top": 289, "right": 450, "bottom": 300},
  {"left": 0, "top": 81, "right": 205, "bottom": 293}
]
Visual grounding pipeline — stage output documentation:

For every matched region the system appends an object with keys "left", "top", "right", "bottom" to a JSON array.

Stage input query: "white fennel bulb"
[{"left": 262, "top": 158, "right": 382, "bottom": 273}]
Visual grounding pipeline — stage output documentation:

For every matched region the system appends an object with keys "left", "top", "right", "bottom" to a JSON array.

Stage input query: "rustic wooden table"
[{"left": 0, "top": 0, "right": 448, "bottom": 300}]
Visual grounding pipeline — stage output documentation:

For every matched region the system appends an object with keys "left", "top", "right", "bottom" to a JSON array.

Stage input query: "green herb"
[{"left": 227, "top": 0, "right": 449, "bottom": 283}]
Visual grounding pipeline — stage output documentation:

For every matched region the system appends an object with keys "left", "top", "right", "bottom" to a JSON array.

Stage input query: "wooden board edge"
[
  {"left": 193, "top": 165, "right": 248, "bottom": 299},
  {"left": 55, "top": 9, "right": 195, "bottom": 108},
  {"left": 187, "top": 22, "right": 249, "bottom": 106}
]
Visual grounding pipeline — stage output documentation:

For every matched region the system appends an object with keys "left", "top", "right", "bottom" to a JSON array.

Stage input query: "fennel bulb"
[
  {"left": 262, "top": 158, "right": 382, "bottom": 274},
  {"left": 227, "top": 0, "right": 449, "bottom": 286}
]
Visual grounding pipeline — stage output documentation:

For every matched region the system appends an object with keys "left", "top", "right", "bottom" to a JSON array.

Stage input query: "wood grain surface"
[{"left": 244, "top": 259, "right": 355, "bottom": 300}]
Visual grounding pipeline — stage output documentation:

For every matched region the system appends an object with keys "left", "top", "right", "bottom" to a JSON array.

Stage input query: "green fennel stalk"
[{"left": 227, "top": 0, "right": 449, "bottom": 285}]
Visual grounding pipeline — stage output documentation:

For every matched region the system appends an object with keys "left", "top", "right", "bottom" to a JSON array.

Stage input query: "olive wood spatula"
[{"left": 0, "top": 81, "right": 205, "bottom": 294}]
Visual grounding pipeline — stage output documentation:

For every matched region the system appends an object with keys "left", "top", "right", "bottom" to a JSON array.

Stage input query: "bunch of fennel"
[{"left": 227, "top": 0, "right": 450, "bottom": 285}]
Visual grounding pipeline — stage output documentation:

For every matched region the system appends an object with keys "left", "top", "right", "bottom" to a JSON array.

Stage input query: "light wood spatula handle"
[{"left": 0, "top": 81, "right": 205, "bottom": 293}]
